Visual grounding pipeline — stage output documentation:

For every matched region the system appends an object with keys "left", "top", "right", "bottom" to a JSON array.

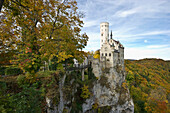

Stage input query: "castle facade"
[{"left": 100, "top": 22, "right": 124, "bottom": 68}]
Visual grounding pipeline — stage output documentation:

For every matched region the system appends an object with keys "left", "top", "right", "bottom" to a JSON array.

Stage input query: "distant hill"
[{"left": 125, "top": 59, "right": 170, "bottom": 113}]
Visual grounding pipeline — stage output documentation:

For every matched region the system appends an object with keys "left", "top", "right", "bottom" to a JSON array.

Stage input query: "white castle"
[{"left": 100, "top": 22, "right": 124, "bottom": 68}]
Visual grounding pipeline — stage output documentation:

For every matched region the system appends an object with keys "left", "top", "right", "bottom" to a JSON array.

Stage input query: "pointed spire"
[{"left": 110, "top": 30, "right": 113, "bottom": 39}]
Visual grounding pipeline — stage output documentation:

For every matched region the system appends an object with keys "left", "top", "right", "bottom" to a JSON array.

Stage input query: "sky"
[{"left": 77, "top": 0, "right": 170, "bottom": 60}]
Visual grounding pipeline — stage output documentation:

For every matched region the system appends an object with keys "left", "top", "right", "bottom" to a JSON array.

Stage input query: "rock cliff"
[
  {"left": 46, "top": 58, "right": 134, "bottom": 113},
  {"left": 82, "top": 59, "right": 134, "bottom": 113}
]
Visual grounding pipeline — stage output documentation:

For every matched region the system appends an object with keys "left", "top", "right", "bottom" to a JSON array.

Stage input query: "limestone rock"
[{"left": 82, "top": 59, "right": 134, "bottom": 113}]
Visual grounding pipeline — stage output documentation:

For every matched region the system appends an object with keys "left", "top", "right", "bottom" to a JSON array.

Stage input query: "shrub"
[
  {"left": 0, "top": 67, "right": 7, "bottom": 75},
  {"left": 10, "top": 84, "right": 43, "bottom": 113},
  {"left": 17, "top": 74, "right": 27, "bottom": 85},
  {"left": 36, "top": 70, "right": 56, "bottom": 77},
  {"left": 84, "top": 74, "right": 88, "bottom": 80},
  {"left": 80, "top": 85, "right": 91, "bottom": 99},
  {"left": 5, "top": 67, "right": 23, "bottom": 76}
]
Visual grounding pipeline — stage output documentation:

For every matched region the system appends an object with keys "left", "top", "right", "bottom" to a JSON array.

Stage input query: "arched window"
[
  {"left": 105, "top": 53, "right": 107, "bottom": 56},
  {"left": 109, "top": 53, "right": 111, "bottom": 56}
]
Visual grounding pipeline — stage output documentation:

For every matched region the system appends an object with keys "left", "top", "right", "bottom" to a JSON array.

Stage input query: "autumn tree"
[
  {"left": 125, "top": 59, "right": 170, "bottom": 113},
  {"left": 0, "top": 0, "right": 88, "bottom": 77},
  {"left": 93, "top": 49, "right": 100, "bottom": 59}
]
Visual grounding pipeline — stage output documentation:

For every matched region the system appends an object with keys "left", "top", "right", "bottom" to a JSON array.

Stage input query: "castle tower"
[{"left": 100, "top": 22, "right": 109, "bottom": 47}]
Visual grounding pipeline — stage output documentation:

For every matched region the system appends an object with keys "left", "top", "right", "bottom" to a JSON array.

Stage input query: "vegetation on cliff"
[{"left": 125, "top": 59, "right": 170, "bottom": 113}]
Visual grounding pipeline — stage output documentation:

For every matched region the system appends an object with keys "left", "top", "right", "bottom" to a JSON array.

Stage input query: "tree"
[
  {"left": 93, "top": 49, "right": 100, "bottom": 59},
  {"left": 0, "top": 0, "right": 88, "bottom": 76}
]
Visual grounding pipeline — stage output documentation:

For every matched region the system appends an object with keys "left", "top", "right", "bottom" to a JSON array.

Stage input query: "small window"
[
  {"left": 105, "top": 53, "right": 107, "bottom": 56},
  {"left": 101, "top": 34, "right": 103, "bottom": 36},
  {"left": 109, "top": 53, "right": 111, "bottom": 56},
  {"left": 102, "top": 53, "right": 103, "bottom": 56},
  {"left": 105, "top": 29, "right": 106, "bottom": 31},
  {"left": 101, "top": 40, "right": 103, "bottom": 42},
  {"left": 102, "top": 25, "right": 103, "bottom": 27},
  {"left": 107, "top": 59, "right": 109, "bottom": 61},
  {"left": 105, "top": 25, "right": 107, "bottom": 27}
]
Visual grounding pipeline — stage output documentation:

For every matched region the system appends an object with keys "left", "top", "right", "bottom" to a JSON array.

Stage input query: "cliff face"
[
  {"left": 82, "top": 59, "right": 134, "bottom": 113},
  {"left": 46, "top": 58, "right": 134, "bottom": 113}
]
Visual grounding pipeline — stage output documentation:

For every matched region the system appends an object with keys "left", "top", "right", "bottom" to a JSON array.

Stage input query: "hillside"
[{"left": 125, "top": 59, "right": 170, "bottom": 113}]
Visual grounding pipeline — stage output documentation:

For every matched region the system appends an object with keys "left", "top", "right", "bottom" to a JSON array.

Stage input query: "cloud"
[
  {"left": 83, "top": 20, "right": 98, "bottom": 28},
  {"left": 125, "top": 47, "right": 170, "bottom": 60},
  {"left": 116, "top": 30, "right": 170, "bottom": 38},
  {"left": 114, "top": 30, "right": 170, "bottom": 42},
  {"left": 147, "top": 45, "right": 169, "bottom": 49},
  {"left": 144, "top": 40, "right": 148, "bottom": 43},
  {"left": 83, "top": 32, "right": 100, "bottom": 51},
  {"left": 115, "top": 7, "right": 140, "bottom": 17}
]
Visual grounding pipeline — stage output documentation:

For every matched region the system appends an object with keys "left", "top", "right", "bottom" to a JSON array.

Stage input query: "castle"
[{"left": 100, "top": 22, "right": 124, "bottom": 68}]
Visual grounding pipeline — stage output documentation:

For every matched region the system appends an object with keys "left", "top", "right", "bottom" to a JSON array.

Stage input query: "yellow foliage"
[
  {"left": 93, "top": 50, "right": 100, "bottom": 59},
  {"left": 92, "top": 103, "right": 98, "bottom": 109},
  {"left": 80, "top": 85, "right": 91, "bottom": 99},
  {"left": 122, "top": 82, "right": 128, "bottom": 90},
  {"left": 93, "top": 54, "right": 100, "bottom": 59}
]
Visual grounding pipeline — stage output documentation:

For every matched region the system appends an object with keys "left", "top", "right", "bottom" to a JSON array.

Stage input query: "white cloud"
[
  {"left": 116, "top": 30, "right": 170, "bottom": 38},
  {"left": 125, "top": 47, "right": 170, "bottom": 60},
  {"left": 114, "top": 30, "right": 170, "bottom": 42},
  {"left": 147, "top": 45, "right": 169, "bottom": 49},
  {"left": 144, "top": 40, "right": 148, "bottom": 43},
  {"left": 83, "top": 20, "right": 98, "bottom": 28},
  {"left": 115, "top": 7, "right": 140, "bottom": 17}
]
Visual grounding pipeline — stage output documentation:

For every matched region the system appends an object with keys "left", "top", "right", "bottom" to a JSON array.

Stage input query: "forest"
[{"left": 125, "top": 59, "right": 170, "bottom": 113}]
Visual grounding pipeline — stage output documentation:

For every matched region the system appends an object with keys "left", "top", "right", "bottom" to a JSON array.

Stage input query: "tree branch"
[
  {"left": 11, "top": 0, "right": 30, "bottom": 11},
  {"left": 49, "top": 0, "right": 67, "bottom": 39}
]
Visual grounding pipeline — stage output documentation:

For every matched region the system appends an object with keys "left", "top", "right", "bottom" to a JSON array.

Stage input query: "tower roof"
[{"left": 110, "top": 30, "right": 113, "bottom": 39}]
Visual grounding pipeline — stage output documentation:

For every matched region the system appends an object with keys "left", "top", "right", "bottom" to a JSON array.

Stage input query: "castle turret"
[{"left": 100, "top": 22, "right": 109, "bottom": 47}]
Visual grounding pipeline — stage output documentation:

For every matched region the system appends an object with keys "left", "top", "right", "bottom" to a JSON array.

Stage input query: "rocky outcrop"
[
  {"left": 82, "top": 59, "right": 134, "bottom": 113},
  {"left": 46, "top": 59, "right": 134, "bottom": 113}
]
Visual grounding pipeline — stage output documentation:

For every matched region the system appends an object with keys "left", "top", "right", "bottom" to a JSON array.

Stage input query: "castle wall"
[{"left": 100, "top": 42, "right": 114, "bottom": 68}]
